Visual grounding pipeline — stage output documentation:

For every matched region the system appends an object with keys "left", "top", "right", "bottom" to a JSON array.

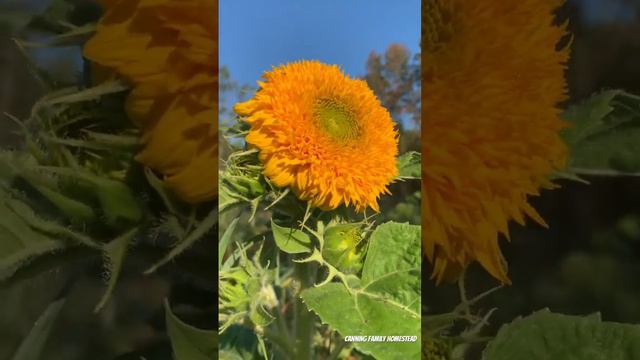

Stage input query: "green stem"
[
  {"left": 263, "top": 328, "right": 294, "bottom": 356},
  {"left": 457, "top": 271, "right": 471, "bottom": 318},
  {"left": 568, "top": 167, "right": 640, "bottom": 177},
  {"left": 276, "top": 289, "right": 292, "bottom": 342},
  {"left": 294, "top": 263, "right": 314, "bottom": 360},
  {"left": 328, "top": 336, "right": 347, "bottom": 360}
]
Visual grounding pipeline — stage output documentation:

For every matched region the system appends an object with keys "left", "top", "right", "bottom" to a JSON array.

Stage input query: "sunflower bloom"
[
  {"left": 423, "top": 0, "right": 570, "bottom": 283},
  {"left": 84, "top": 0, "right": 218, "bottom": 203},
  {"left": 235, "top": 61, "right": 398, "bottom": 212}
]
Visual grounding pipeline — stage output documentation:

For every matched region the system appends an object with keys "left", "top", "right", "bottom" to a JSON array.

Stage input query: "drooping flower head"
[
  {"left": 235, "top": 61, "right": 398, "bottom": 212},
  {"left": 84, "top": 0, "right": 218, "bottom": 203},
  {"left": 423, "top": 0, "right": 570, "bottom": 283}
]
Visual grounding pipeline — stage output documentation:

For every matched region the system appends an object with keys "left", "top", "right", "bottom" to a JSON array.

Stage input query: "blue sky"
[{"left": 219, "top": 1, "right": 421, "bottom": 86}]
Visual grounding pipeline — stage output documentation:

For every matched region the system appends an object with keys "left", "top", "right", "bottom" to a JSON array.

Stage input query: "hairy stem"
[
  {"left": 328, "top": 335, "right": 347, "bottom": 360},
  {"left": 294, "top": 263, "right": 314, "bottom": 359},
  {"left": 263, "top": 328, "right": 294, "bottom": 356}
]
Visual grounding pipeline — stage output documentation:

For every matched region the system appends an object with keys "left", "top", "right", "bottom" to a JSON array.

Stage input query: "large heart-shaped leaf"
[
  {"left": 301, "top": 222, "right": 421, "bottom": 360},
  {"left": 483, "top": 309, "right": 640, "bottom": 360}
]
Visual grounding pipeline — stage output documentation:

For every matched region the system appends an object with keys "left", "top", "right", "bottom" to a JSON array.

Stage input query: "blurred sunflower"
[
  {"left": 423, "top": 0, "right": 570, "bottom": 283},
  {"left": 235, "top": 61, "right": 398, "bottom": 212},
  {"left": 84, "top": 0, "right": 218, "bottom": 203}
]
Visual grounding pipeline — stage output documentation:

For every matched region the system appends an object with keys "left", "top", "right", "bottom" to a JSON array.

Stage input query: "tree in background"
[{"left": 364, "top": 44, "right": 421, "bottom": 153}]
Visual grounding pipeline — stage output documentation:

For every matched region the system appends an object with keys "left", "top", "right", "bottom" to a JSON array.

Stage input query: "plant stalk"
[
  {"left": 294, "top": 263, "right": 314, "bottom": 360},
  {"left": 263, "top": 328, "right": 294, "bottom": 356}
]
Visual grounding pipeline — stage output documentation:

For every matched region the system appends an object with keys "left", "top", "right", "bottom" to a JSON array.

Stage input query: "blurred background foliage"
[
  {"left": 423, "top": 0, "right": 640, "bottom": 358},
  {"left": 0, "top": 1, "right": 216, "bottom": 359},
  {"left": 2, "top": 0, "right": 640, "bottom": 358}
]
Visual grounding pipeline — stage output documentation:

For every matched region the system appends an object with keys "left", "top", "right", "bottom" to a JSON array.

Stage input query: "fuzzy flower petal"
[
  {"left": 84, "top": 0, "right": 218, "bottom": 203},
  {"left": 423, "top": 0, "right": 570, "bottom": 283},
  {"left": 235, "top": 61, "right": 398, "bottom": 212}
]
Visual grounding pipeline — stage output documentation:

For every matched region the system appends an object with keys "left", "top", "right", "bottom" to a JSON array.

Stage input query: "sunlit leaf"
[
  {"left": 271, "top": 220, "right": 312, "bottom": 254},
  {"left": 396, "top": 151, "right": 421, "bottom": 179},
  {"left": 219, "top": 218, "right": 239, "bottom": 268},
  {"left": 301, "top": 222, "right": 421, "bottom": 360}
]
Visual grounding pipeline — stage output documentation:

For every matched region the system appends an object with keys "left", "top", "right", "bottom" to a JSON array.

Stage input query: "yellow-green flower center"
[{"left": 314, "top": 98, "right": 360, "bottom": 142}]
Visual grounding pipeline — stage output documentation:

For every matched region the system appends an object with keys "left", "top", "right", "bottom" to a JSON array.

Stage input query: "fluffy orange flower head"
[
  {"left": 235, "top": 61, "right": 398, "bottom": 212},
  {"left": 84, "top": 0, "right": 218, "bottom": 203},
  {"left": 423, "top": 0, "right": 570, "bottom": 283}
]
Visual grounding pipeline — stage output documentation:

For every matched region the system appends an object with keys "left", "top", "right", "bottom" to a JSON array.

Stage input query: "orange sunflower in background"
[
  {"left": 423, "top": 0, "right": 570, "bottom": 283},
  {"left": 235, "top": 61, "right": 398, "bottom": 212},
  {"left": 84, "top": 0, "right": 218, "bottom": 203}
]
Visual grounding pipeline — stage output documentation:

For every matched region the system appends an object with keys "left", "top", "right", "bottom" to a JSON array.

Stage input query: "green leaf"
[
  {"left": 222, "top": 174, "right": 264, "bottom": 199},
  {"left": 562, "top": 90, "right": 622, "bottom": 145},
  {"left": 301, "top": 222, "right": 421, "bottom": 360},
  {"left": 44, "top": 81, "right": 128, "bottom": 105},
  {"left": 0, "top": 195, "right": 68, "bottom": 283},
  {"left": 271, "top": 220, "right": 312, "bottom": 254},
  {"left": 219, "top": 325, "right": 259, "bottom": 360},
  {"left": 562, "top": 90, "right": 640, "bottom": 175},
  {"left": 322, "top": 223, "right": 363, "bottom": 274},
  {"left": 396, "top": 151, "right": 421, "bottom": 179},
  {"left": 35, "top": 166, "right": 143, "bottom": 228},
  {"left": 6, "top": 198, "right": 101, "bottom": 249},
  {"left": 165, "top": 300, "right": 217, "bottom": 360},
  {"left": 11, "top": 298, "right": 66, "bottom": 360},
  {"left": 94, "top": 228, "right": 137, "bottom": 312},
  {"left": 361, "top": 222, "right": 422, "bottom": 315},
  {"left": 92, "top": 178, "right": 143, "bottom": 228},
  {"left": 220, "top": 181, "right": 243, "bottom": 212},
  {"left": 145, "top": 168, "right": 180, "bottom": 215},
  {"left": 249, "top": 303, "right": 275, "bottom": 328},
  {"left": 145, "top": 208, "right": 218, "bottom": 274},
  {"left": 30, "top": 184, "right": 97, "bottom": 223},
  {"left": 219, "top": 218, "right": 239, "bottom": 268},
  {"left": 19, "top": 24, "right": 96, "bottom": 48},
  {"left": 483, "top": 309, "right": 640, "bottom": 360},
  {"left": 0, "top": 151, "right": 97, "bottom": 223}
]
